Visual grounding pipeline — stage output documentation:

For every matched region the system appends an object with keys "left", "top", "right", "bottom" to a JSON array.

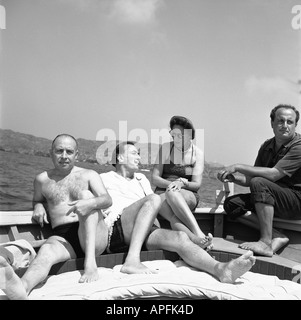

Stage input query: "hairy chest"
[{"left": 42, "top": 175, "right": 88, "bottom": 205}]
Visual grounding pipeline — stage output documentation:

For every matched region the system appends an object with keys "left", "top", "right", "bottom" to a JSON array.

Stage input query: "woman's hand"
[{"left": 167, "top": 179, "right": 185, "bottom": 192}]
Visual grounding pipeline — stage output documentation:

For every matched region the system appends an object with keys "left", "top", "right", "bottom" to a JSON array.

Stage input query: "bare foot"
[
  {"left": 217, "top": 251, "right": 256, "bottom": 283},
  {"left": 120, "top": 261, "right": 157, "bottom": 275},
  {"left": 239, "top": 240, "right": 273, "bottom": 257},
  {"left": 191, "top": 233, "right": 214, "bottom": 250},
  {"left": 272, "top": 229, "right": 289, "bottom": 253},
  {"left": 205, "top": 233, "right": 214, "bottom": 251},
  {"left": 0, "top": 256, "right": 27, "bottom": 300},
  {"left": 79, "top": 265, "right": 99, "bottom": 283}
]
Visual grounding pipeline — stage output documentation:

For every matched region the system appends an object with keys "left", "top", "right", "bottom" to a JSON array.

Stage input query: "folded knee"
[
  {"left": 146, "top": 194, "right": 161, "bottom": 207},
  {"left": 165, "top": 189, "right": 181, "bottom": 205},
  {"left": 223, "top": 196, "right": 233, "bottom": 213},
  {"left": 166, "top": 189, "right": 177, "bottom": 198},
  {"left": 249, "top": 177, "right": 269, "bottom": 190},
  {"left": 36, "top": 242, "right": 58, "bottom": 264}
]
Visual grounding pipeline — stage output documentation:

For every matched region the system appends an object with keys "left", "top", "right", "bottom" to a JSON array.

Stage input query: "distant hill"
[
  {"left": 0, "top": 128, "right": 225, "bottom": 177},
  {"left": 0, "top": 129, "right": 160, "bottom": 167}
]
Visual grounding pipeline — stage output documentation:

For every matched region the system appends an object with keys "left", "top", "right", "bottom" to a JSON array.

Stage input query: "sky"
[{"left": 0, "top": 0, "right": 300, "bottom": 165}]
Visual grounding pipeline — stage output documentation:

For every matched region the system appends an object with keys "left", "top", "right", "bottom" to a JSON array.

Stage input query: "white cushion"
[{"left": 1, "top": 260, "right": 300, "bottom": 300}]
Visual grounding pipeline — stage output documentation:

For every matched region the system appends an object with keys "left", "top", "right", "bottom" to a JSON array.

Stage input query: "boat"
[{"left": 1, "top": 182, "right": 301, "bottom": 300}]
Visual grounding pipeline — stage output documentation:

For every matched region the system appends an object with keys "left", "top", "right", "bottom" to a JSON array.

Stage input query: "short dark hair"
[
  {"left": 111, "top": 141, "right": 136, "bottom": 167},
  {"left": 51, "top": 134, "right": 78, "bottom": 150},
  {"left": 169, "top": 115, "right": 195, "bottom": 139},
  {"left": 270, "top": 104, "right": 299, "bottom": 125}
]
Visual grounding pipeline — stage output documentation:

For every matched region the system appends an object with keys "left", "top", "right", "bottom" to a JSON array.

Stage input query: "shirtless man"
[
  {"left": 0, "top": 134, "right": 112, "bottom": 299},
  {"left": 101, "top": 141, "right": 256, "bottom": 283}
]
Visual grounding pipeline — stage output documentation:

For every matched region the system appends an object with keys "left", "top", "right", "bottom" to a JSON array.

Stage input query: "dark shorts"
[
  {"left": 155, "top": 187, "right": 200, "bottom": 210},
  {"left": 107, "top": 216, "right": 159, "bottom": 254},
  {"left": 52, "top": 222, "right": 84, "bottom": 258}
]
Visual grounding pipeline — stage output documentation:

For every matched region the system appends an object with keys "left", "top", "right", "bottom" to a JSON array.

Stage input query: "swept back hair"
[
  {"left": 169, "top": 115, "right": 195, "bottom": 139},
  {"left": 111, "top": 141, "right": 136, "bottom": 167}
]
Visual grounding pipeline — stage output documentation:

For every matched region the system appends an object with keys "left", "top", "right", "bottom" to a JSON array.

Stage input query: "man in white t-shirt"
[
  {"left": 101, "top": 141, "right": 256, "bottom": 283},
  {"left": 101, "top": 142, "right": 161, "bottom": 274}
]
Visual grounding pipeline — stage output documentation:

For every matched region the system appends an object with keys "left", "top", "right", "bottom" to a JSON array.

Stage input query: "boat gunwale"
[{"left": 1, "top": 210, "right": 301, "bottom": 283}]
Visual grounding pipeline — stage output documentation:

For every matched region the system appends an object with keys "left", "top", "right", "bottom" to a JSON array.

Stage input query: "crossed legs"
[{"left": 158, "top": 190, "right": 213, "bottom": 249}]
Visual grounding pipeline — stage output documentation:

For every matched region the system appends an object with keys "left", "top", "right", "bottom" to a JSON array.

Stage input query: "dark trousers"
[{"left": 224, "top": 177, "right": 301, "bottom": 220}]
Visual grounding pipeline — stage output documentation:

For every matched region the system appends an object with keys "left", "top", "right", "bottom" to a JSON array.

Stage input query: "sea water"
[{"left": 0, "top": 150, "right": 242, "bottom": 211}]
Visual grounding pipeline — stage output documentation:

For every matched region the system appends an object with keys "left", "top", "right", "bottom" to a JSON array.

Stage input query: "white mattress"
[{"left": 1, "top": 259, "right": 301, "bottom": 300}]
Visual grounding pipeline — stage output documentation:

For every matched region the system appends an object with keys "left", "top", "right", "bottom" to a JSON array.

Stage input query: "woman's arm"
[
  {"left": 151, "top": 143, "right": 173, "bottom": 189},
  {"left": 182, "top": 146, "right": 203, "bottom": 192}
]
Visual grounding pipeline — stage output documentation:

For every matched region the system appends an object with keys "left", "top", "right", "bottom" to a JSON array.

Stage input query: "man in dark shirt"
[{"left": 218, "top": 104, "right": 301, "bottom": 257}]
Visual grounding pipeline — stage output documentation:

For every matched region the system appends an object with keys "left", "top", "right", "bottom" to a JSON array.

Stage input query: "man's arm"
[
  {"left": 32, "top": 175, "right": 49, "bottom": 227},
  {"left": 221, "top": 163, "right": 286, "bottom": 186},
  {"left": 68, "top": 170, "right": 112, "bottom": 216},
  {"left": 88, "top": 170, "right": 112, "bottom": 209}
]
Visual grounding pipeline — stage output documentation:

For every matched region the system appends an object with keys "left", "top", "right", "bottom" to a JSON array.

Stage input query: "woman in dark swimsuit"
[{"left": 152, "top": 116, "right": 213, "bottom": 250}]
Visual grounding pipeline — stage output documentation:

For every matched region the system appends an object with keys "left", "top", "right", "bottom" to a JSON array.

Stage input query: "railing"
[{"left": 1, "top": 181, "right": 301, "bottom": 246}]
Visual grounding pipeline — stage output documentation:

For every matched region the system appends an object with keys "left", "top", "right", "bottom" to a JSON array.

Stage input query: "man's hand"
[
  {"left": 217, "top": 170, "right": 235, "bottom": 183},
  {"left": 32, "top": 209, "right": 49, "bottom": 228},
  {"left": 67, "top": 199, "right": 93, "bottom": 217}
]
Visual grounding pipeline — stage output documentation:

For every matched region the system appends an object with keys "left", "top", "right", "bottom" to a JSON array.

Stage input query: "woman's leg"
[
  {"left": 165, "top": 188, "right": 204, "bottom": 237},
  {"left": 158, "top": 192, "right": 213, "bottom": 249}
]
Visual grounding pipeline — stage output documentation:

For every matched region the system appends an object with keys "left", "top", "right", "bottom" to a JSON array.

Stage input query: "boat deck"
[{"left": 1, "top": 210, "right": 300, "bottom": 282}]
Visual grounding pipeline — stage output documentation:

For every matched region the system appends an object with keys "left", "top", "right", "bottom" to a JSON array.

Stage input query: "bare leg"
[
  {"left": 237, "top": 212, "right": 289, "bottom": 253},
  {"left": 77, "top": 191, "right": 108, "bottom": 283},
  {"left": 166, "top": 189, "right": 204, "bottom": 236},
  {"left": 239, "top": 203, "right": 275, "bottom": 257},
  {"left": 160, "top": 192, "right": 213, "bottom": 249},
  {"left": 1, "top": 236, "right": 74, "bottom": 300},
  {"left": 120, "top": 194, "right": 161, "bottom": 274},
  {"left": 0, "top": 256, "right": 27, "bottom": 300},
  {"left": 146, "top": 228, "right": 255, "bottom": 283}
]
